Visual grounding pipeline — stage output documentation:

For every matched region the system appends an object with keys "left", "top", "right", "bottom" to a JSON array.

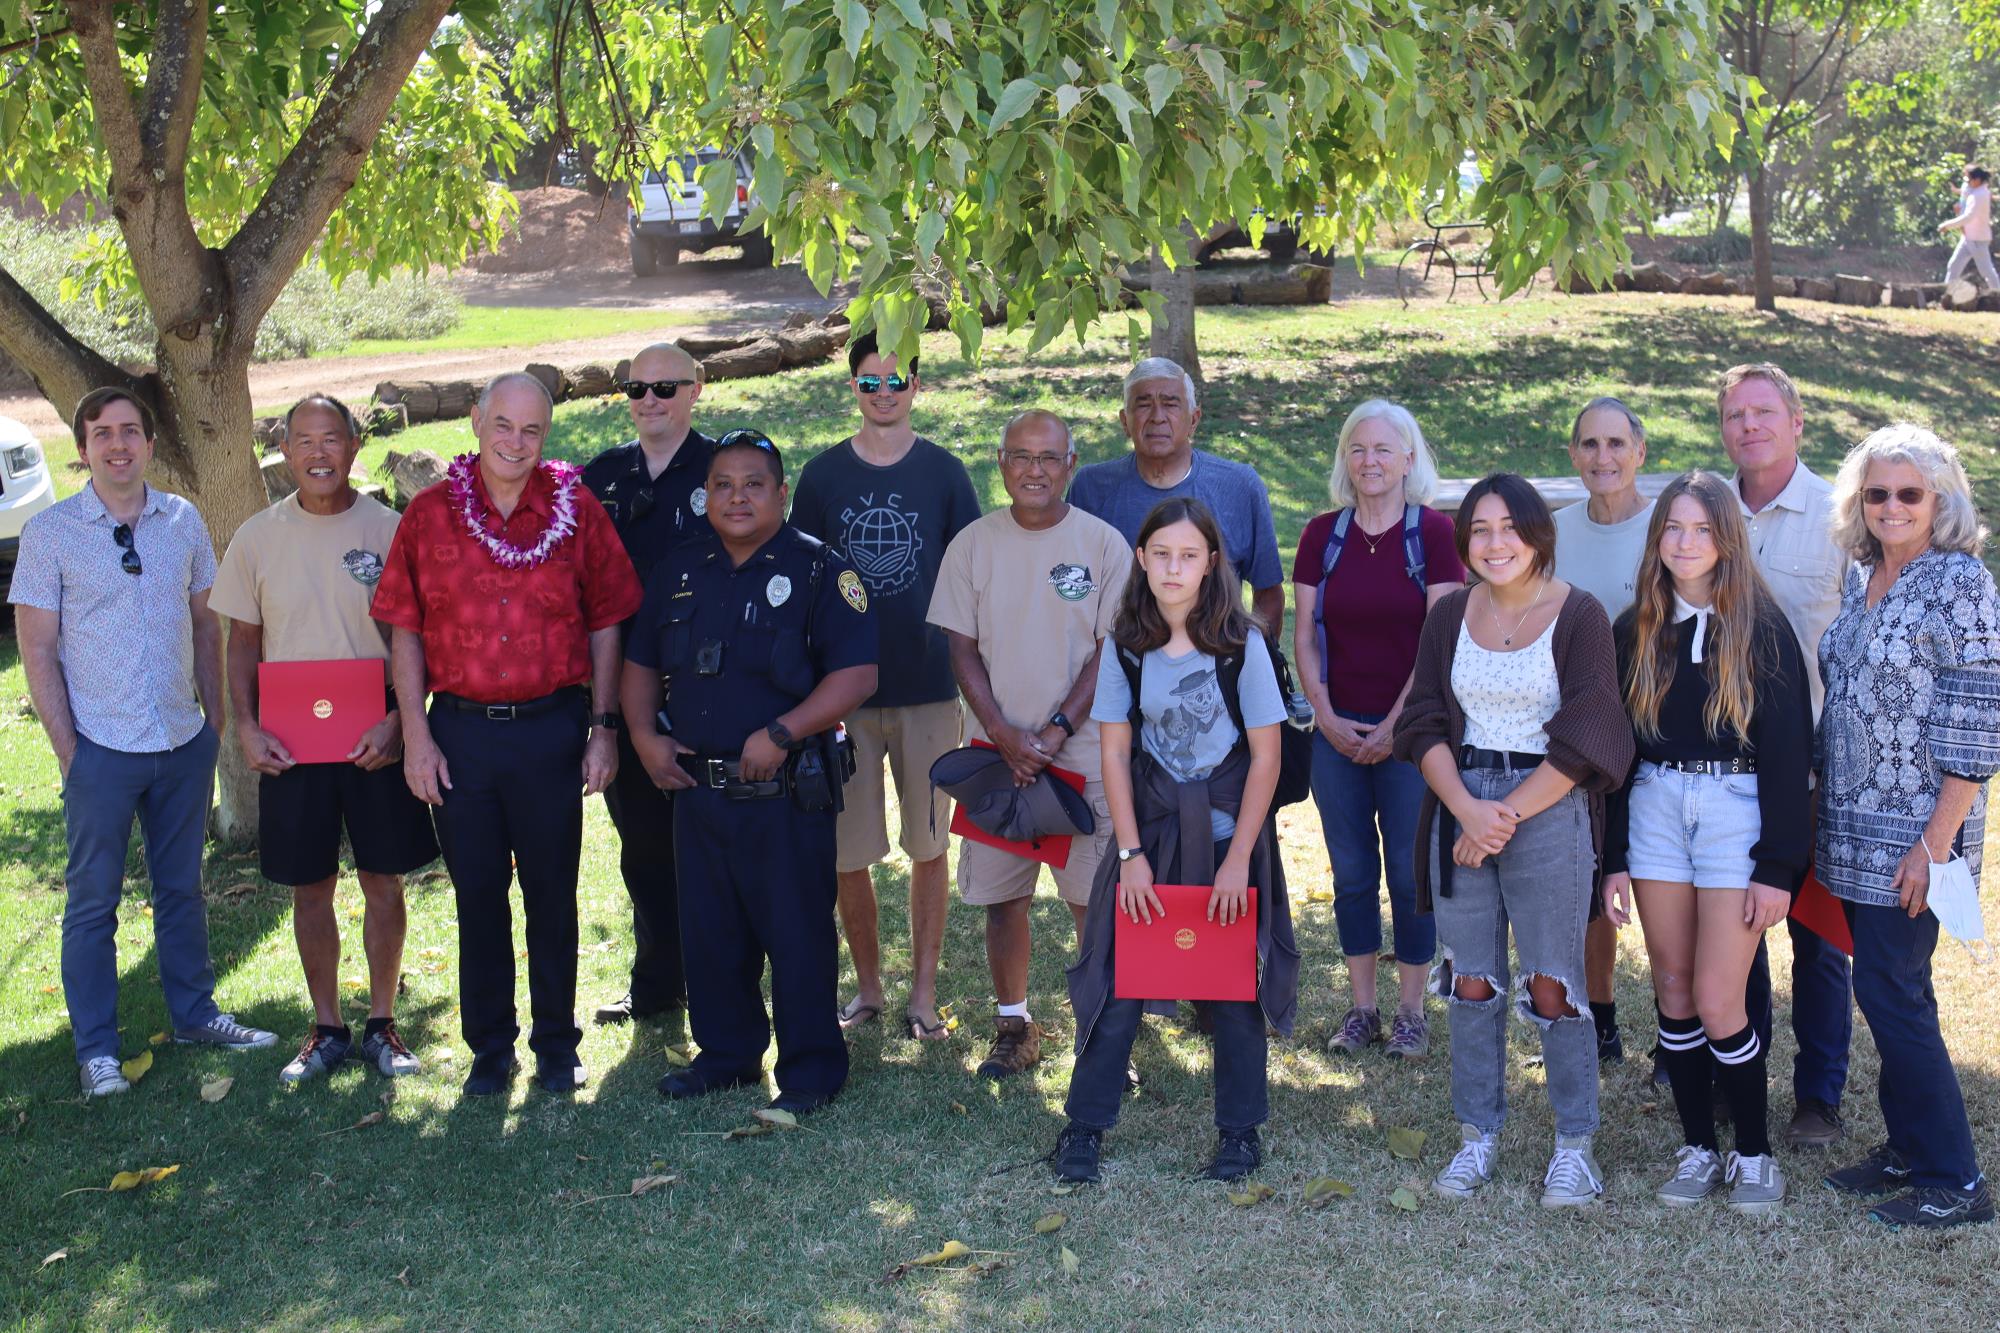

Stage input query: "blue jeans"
[
  {"left": 1308, "top": 721, "right": 1433, "bottom": 965},
  {"left": 61, "top": 726, "right": 222, "bottom": 1062},
  {"left": 1066, "top": 995, "right": 1269, "bottom": 1132},
  {"left": 1843, "top": 899, "right": 1982, "bottom": 1189},
  {"left": 1745, "top": 918, "right": 1852, "bottom": 1106}
]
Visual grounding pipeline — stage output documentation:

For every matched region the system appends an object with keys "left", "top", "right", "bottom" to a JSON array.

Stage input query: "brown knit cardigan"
[{"left": 1391, "top": 585, "right": 1634, "bottom": 913}]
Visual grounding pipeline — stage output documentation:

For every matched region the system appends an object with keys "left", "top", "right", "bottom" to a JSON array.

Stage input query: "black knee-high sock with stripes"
[
  {"left": 1657, "top": 1010, "right": 1716, "bottom": 1151},
  {"left": 1708, "top": 1023, "right": 1769, "bottom": 1157}
]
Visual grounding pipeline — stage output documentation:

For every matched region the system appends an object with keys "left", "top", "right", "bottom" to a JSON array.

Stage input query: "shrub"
[{"left": 1668, "top": 226, "right": 1753, "bottom": 266}]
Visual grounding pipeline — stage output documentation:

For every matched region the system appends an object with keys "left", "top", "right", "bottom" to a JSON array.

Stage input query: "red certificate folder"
[
  {"left": 1114, "top": 883, "right": 1259, "bottom": 1002},
  {"left": 947, "top": 737, "right": 1088, "bottom": 869},
  {"left": 1788, "top": 868, "right": 1854, "bottom": 956},
  {"left": 258, "top": 659, "right": 387, "bottom": 764}
]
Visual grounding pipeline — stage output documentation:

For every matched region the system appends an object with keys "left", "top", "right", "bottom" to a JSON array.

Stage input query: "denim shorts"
[{"left": 1624, "top": 761, "right": 1760, "bottom": 889}]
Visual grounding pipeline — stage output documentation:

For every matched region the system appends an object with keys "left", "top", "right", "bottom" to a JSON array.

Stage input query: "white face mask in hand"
[{"left": 1922, "top": 835, "right": 1991, "bottom": 964}]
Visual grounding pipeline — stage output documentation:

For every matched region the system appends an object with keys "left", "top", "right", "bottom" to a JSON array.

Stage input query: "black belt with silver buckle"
[
  {"left": 1458, "top": 745, "right": 1545, "bottom": 771},
  {"left": 435, "top": 687, "right": 585, "bottom": 721},
  {"left": 685, "top": 751, "right": 787, "bottom": 799},
  {"left": 1654, "top": 757, "right": 1757, "bottom": 776}
]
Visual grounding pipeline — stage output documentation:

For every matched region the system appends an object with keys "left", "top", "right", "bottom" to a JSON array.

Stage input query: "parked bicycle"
[{"left": 1395, "top": 204, "right": 1540, "bottom": 306}]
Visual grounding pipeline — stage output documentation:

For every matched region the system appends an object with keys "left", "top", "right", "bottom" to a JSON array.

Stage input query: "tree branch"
[
  {"left": 0, "top": 261, "right": 149, "bottom": 431},
  {"left": 220, "top": 0, "right": 457, "bottom": 347},
  {"left": 136, "top": 0, "right": 207, "bottom": 180}
]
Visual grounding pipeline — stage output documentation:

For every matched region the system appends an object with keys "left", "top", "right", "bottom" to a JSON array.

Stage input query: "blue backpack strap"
[
  {"left": 1311, "top": 510, "right": 1353, "bottom": 685},
  {"left": 1117, "top": 644, "right": 1144, "bottom": 732},
  {"left": 1400, "top": 502, "right": 1427, "bottom": 598}
]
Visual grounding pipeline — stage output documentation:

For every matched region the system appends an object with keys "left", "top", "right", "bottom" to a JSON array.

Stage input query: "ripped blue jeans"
[{"left": 1430, "top": 764, "right": 1598, "bottom": 1137}]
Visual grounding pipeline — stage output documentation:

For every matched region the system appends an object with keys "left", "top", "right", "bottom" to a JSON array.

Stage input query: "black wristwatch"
[
  {"left": 592, "top": 712, "right": 622, "bottom": 732},
  {"left": 1048, "top": 711, "right": 1076, "bottom": 738},
  {"left": 767, "top": 721, "right": 801, "bottom": 751}
]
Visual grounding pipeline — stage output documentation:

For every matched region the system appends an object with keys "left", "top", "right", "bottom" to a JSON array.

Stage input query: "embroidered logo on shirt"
[
  {"left": 342, "top": 549, "right": 385, "bottom": 586},
  {"left": 1048, "top": 563, "right": 1095, "bottom": 601},
  {"left": 838, "top": 568, "right": 869, "bottom": 614}
]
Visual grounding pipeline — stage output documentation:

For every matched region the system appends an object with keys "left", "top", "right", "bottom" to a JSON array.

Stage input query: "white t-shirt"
[
  {"left": 1552, "top": 497, "right": 1655, "bottom": 625},
  {"left": 1961, "top": 184, "right": 1993, "bottom": 244}
]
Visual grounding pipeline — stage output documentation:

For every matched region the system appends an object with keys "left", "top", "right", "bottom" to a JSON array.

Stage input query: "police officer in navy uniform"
[
  {"left": 622, "top": 430, "right": 877, "bottom": 1115},
  {"left": 581, "top": 342, "right": 717, "bottom": 1026}
]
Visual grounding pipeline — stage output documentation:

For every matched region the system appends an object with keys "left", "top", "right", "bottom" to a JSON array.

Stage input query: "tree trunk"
[
  {"left": 1713, "top": 175, "right": 1735, "bottom": 237},
  {"left": 1747, "top": 165, "right": 1777, "bottom": 313},
  {"left": 1148, "top": 242, "right": 1202, "bottom": 387}
]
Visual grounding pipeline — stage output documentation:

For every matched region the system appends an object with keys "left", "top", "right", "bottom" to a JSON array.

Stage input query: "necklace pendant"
[{"left": 1503, "top": 635, "right": 1513, "bottom": 646}]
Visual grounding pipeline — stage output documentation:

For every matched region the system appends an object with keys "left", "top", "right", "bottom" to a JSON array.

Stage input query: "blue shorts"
[{"left": 1623, "top": 761, "right": 1761, "bottom": 889}]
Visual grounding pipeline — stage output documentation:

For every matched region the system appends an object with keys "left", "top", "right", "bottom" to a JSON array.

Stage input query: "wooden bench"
[{"left": 1433, "top": 471, "right": 1680, "bottom": 514}]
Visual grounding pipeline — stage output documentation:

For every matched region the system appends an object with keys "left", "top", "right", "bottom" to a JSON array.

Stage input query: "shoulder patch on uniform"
[{"left": 837, "top": 568, "right": 868, "bottom": 614}]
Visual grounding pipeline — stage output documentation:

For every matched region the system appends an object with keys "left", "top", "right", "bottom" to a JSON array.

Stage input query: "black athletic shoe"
[
  {"left": 657, "top": 1067, "right": 760, "bottom": 1101},
  {"left": 1202, "top": 1128, "right": 1262, "bottom": 1182},
  {"left": 766, "top": 1089, "right": 835, "bottom": 1117},
  {"left": 1597, "top": 1026, "right": 1626, "bottom": 1064},
  {"left": 1826, "top": 1142, "right": 1911, "bottom": 1196},
  {"left": 1867, "top": 1182, "right": 1996, "bottom": 1229},
  {"left": 1053, "top": 1123, "right": 1103, "bottom": 1184},
  {"left": 534, "top": 1056, "right": 586, "bottom": 1094},
  {"left": 1650, "top": 1044, "right": 1671, "bottom": 1087},
  {"left": 462, "top": 1052, "right": 518, "bottom": 1098}
]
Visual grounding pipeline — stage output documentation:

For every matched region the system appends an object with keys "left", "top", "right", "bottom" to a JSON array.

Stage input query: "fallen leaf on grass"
[
  {"left": 1060, "top": 1245, "right": 1080, "bottom": 1275},
  {"left": 1387, "top": 1126, "right": 1427, "bottom": 1161},
  {"left": 1388, "top": 1186, "right": 1421, "bottom": 1212},
  {"left": 949, "top": 1101, "right": 967, "bottom": 1115},
  {"left": 318, "top": 1111, "right": 384, "bottom": 1138},
  {"left": 1307, "top": 888, "right": 1334, "bottom": 903},
  {"left": 1303, "top": 1176, "right": 1356, "bottom": 1204},
  {"left": 914, "top": 1240, "right": 970, "bottom": 1266},
  {"left": 722, "top": 1123, "right": 772, "bottom": 1140},
  {"left": 148, "top": 1031, "right": 168, "bottom": 1046},
  {"left": 661, "top": 1046, "right": 692, "bottom": 1068},
  {"left": 379, "top": 1087, "right": 397, "bottom": 1108},
  {"left": 1049, "top": 1182, "right": 1077, "bottom": 1196},
  {"left": 1227, "top": 1182, "right": 1277, "bottom": 1207},
  {"left": 119, "top": 1050, "right": 152, "bottom": 1085},
  {"left": 7, "top": 1110, "right": 26, "bottom": 1136},
  {"left": 39, "top": 984, "right": 58, "bottom": 995},
  {"left": 571, "top": 1173, "right": 682, "bottom": 1206},
  {"left": 40, "top": 1249, "right": 66, "bottom": 1269},
  {"left": 198, "top": 1077, "right": 233, "bottom": 1103},
  {"left": 107, "top": 1164, "right": 180, "bottom": 1192},
  {"left": 220, "top": 881, "right": 257, "bottom": 898},
  {"left": 1033, "top": 1212, "right": 1066, "bottom": 1235},
  {"left": 750, "top": 1107, "right": 799, "bottom": 1129}
]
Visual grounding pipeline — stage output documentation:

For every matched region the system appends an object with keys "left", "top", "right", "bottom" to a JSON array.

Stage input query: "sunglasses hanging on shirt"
[{"left": 111, "top": 522, "right": 142, "bottom": 575}]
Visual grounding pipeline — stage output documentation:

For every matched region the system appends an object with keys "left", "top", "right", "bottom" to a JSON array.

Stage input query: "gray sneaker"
[
  {"left": 1540, "top": 1135, "right": 1605, "bottom": 1208},
  {"left": 176, "top": 1013, "right": 277, "bottom": 1050},
  {"left": 1726, "top": 1151, "right": 1786, "bottom": 1214},
  {"left": 1384, "top": 1008, "right": 1429, "bottom": 1060},
  {"left": 80, "top": 1055, "right": 130, "bottom": 1098},
  {"left": 1656, "top": 1144, "right": 1724, "bottom": 1206},
  {"left": 1434, "top": 1123, "right": 1499, "bottom": 1199},
  {"left": 1326, "top": 1006, "right": 1382, "bottom": 1055},
  {"left": 359, "top": 1023, "right": 421, "bottom": 1077},
  {"left": 279, "top": 1029, "right": 353, "bottom": 1084}
]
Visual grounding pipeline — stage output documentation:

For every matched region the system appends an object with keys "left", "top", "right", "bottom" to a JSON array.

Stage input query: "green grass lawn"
[
  {"left": 10, "top": 293, "right": 2000, "bottom": 1329},
  {"left": 340, "top": 305, "right": 724, "bottom": 359}
]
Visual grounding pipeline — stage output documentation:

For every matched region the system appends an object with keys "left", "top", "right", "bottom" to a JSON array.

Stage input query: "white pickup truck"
[
  {"left": 0, "top": 413, "right": 56, "bottom": 604},
  {"left": 628, "top": 148, "right": 772, "bottom": 275}
]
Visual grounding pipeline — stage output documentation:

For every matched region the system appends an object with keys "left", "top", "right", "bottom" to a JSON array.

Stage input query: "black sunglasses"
[
  {"left": 854, "top": 374, "right": 912, "bottom": 394},
  {"left": 1862, "top": 486, "right": 1931, "bottom": 506},
  {"left": 619, "top": 379, "right": 696, "bottom": 400},
  {"left": 112, "top": 523, "right": 142, "bottom": 576}
]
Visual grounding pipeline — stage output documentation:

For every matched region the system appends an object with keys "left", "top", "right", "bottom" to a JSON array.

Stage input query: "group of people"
[{"left": 19, "top": 332, "right": 1994, "bottom": 1229}]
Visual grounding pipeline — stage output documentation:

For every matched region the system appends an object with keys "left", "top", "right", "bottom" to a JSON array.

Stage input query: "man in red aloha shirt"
[{"left": 372, "top": 373, "right": 642, "bottom": 1098}]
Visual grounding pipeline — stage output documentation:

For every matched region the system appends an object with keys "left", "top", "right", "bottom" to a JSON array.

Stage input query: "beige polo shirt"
[{"left": 1733, "top": 459, "right": 1849, "bottom": 718}]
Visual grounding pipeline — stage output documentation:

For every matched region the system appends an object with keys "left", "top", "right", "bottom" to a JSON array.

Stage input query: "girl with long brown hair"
[
  {"left": 1600, "top": 470, "right": 1813, "bottom": 1213},
  {"left": 1053, "top": 498, "right": 1299, "bottom": 1185}
]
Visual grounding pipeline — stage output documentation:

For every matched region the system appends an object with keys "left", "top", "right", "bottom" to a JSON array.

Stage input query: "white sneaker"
[
  {"left": 1725, "top": 1151, "right": 1786, "bottom": 1214},
  {"left": 80, "top": 1055, "right": 130, "bottom": 1098},
  {"left": 175, "top": 1013, "right": 277, "bottom": 1050},
  {"left": 1433, "top": 1123, "right": 1499, "bottom": 1198},
  {"left": 1540, "top": 1134, "right": 1605, "bottom": 1207},
  {"left": 1656, "top": 1144, "right": 1724, "bottom": 1206}
]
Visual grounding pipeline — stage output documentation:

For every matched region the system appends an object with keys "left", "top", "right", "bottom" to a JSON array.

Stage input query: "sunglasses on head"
[
  {"left": 854, "top": 374, "right": 912, "bottom": 394},
  {"left": 1862, "top": 486, "right": 1931, "bottom": 506},
  {"left": 717, "top": 429, "right": 778, "bottom": 453},
  {"left": 112, "top": 522, "right": 141, "bottom": 576},
  {"left": 619, "top": 379, "right": 695, "bottom": 400}
]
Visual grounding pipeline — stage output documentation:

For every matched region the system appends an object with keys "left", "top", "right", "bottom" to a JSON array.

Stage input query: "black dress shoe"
[
  {"left": 657, "top": 1067, "right": 760, "bottom": 1100},
  {"left": 462, "top": 1052, "right": 518, "bottom": 1097},
  {"left": 765, "top": 1089, "right": 836, "bottom": 1117},
  {"left": 594, "top": 992, "right": 684, "bottom": 1025},
  {"left": 535, "top": 1058, "right": 588, "bottom": 1094}
]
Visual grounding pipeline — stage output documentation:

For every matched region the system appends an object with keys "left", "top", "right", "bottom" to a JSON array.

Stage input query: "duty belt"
[{"left": 683, "top": 751, "right": 788, "bottom": 800}]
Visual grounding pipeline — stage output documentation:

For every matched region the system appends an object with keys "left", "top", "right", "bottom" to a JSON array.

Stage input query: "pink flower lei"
[{"left": 446, "top": 452, "right": 583, "bottom": 569}]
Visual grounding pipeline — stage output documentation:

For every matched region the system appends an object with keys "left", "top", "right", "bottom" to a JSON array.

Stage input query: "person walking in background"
[
  {"left": 1600, "top": 472, "right": 1813, "bottom": 1214},
  {"left": 210, "top": 394, "right": 437, "bottom": 1085},
  {"left": 12, "top": 387, "right": 276, "bottom": 1097},
  {"left": 1940, "top": 164, "right": 1998, "bottom": 292},
  {"left": 789, "top": 331, "right": 980, "bottom": 1041},
  {"left": 1294, "top": 400, "right": 1462, "bottom": 1061},
  {"left": 1551, "top": 397, "right": 1656, "bottom": 1065},
  {"left": 1815, "top": 425, "right": 1998, "bottom": 1229},
  {"left": 1394, "top": 474, "right": 1631, "bottom": 1207}
]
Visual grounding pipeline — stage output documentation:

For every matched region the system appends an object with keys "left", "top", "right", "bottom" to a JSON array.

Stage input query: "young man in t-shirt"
[
  {"left": 1550, "top": 396, "right": 1654, "bottom": 1067},
  {"left": 927, "top": 410, "right": 1130, "bottom": 1079},
  {"left": 789, "top": 332, "right": 982, "bottom": 1040},
  {"left": 209, "top": 395, "right": 439, "bottom": 1084},
  {"left": 1942, "top": 164, "right": 1998, "bottom": 292}
]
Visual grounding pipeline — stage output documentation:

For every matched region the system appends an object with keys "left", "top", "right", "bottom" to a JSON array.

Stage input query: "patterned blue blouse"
[{"left": 1816, "top": 549, "right": 2000, "bottom": 907}]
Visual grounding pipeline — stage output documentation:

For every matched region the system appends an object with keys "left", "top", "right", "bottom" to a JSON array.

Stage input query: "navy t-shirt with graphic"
[{"left": 788, "top": 436, "right": 981, "bottom": 706}]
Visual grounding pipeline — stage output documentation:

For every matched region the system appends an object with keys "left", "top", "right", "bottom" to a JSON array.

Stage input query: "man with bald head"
[
  {"left": 372, "top": 372, "right": 643, "bottom": 1096},
  {"left": 928, "top": 410, "right": 1130, "bottom": 1079},
  {"left": 579, "top": 343, "right": 718, "bottom": 1025}
]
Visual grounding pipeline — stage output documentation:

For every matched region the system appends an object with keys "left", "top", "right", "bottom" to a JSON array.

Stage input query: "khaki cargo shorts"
[{"left": 834, "top": 700, "right": 963, "bottom": 873}]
